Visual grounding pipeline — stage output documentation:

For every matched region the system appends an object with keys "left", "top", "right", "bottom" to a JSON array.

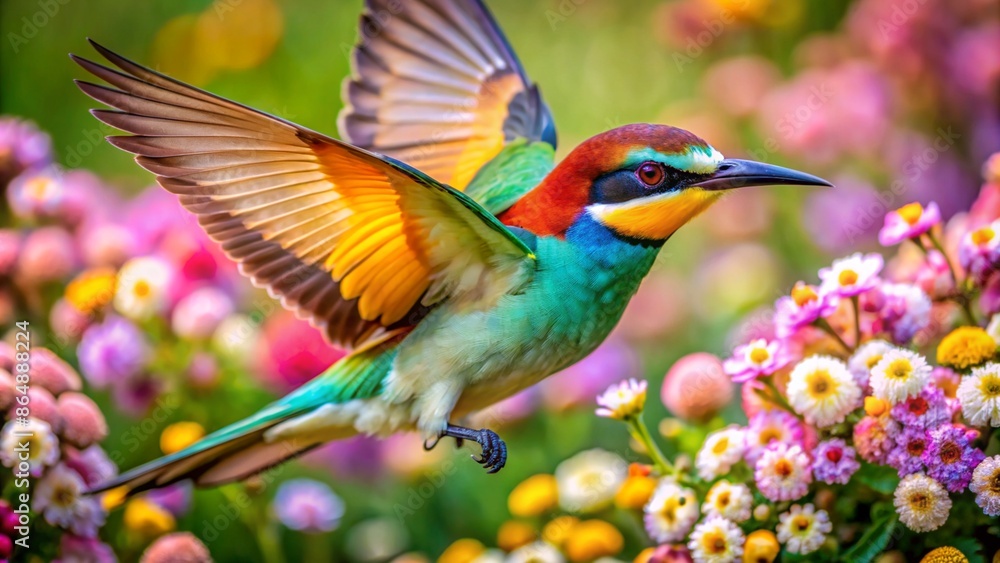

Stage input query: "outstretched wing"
[
  {"left": 72, "top": 40, "right": 536, "bottom": 351},
  {"left": 338, "top": 0, "right": 557, "bottom": 191}
]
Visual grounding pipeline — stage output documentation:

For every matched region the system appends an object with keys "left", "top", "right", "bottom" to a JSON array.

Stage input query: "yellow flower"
[
  {"left": 508, "top": 474, "right": 558, "bottom": 517},
  {"left": 937, "top": 327, "right": 996, "bottom": 369},
  {"left": 438, "top": 539, "right": 485, "bottom": 563},
  {"left": 65, "top": 268, "right": 117, "bottom": 315},
  {"left": 634, "top": 547, "right": 655, "bottom": 563},
  {"left": 124, "top": 498, "right": 175, "bottom": 536},
  {"left": 564, "top": 520, "right": 624, "bottom": 562},
  {"left": 101, "top": 486, "right": 129, "bottom": 511},
  {"left": 615, "top": 474, "right": 657, "bottom": 510},
  {"left": 920, "top": 546, "right": 970, "bottom": 563},
  {"left": 497, "top": 520, "right": 536, "bottom": 552},
  {"left": 864, "top": 396, "right": 890, "bottom": 417},
  {"left": 743, "top": 529, "right": 780, "bottom": 563},
  {"left": 541, "top": 516, "right": 578, "bottom": 548},
  {"left": 160, "top": 422, "right": 205, "bottom": 455}
]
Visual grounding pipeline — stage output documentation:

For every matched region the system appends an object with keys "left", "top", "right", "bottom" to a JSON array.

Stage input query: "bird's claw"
[
  {"left": 470, "top": 428, "right": 507, "bottom": 474},
  {"left": 438, "top": 424, "right": 507, "bottom": 473}
]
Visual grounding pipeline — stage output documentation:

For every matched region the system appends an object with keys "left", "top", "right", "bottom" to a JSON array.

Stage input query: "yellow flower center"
[
  {"left": 24, "top": 176, "right": 55, "bottom": 199},
  {"left": 133, "top": 279, "right": 151, "bottom": 298},
  {"left": 712, "top": 436, "right": 730, "bottom": 455},
  {"left": 806, "top": 370, "right": 837, "bottom": 400},
  {"left": 908, "top": 492, "right": 930, "bottom": 513},
  {"left": 660, "top": 497, "right": 683, "bottom": 524},
  {"left": 701, "top": 530, "right": 728, "bottom": 555},
  {"left": 793, "top": 515, "right": 811, "bottom": 533},
  {"left": 791, "top": 284, "right": 818, "bottom": 307},
  {"left": 838, "top": 269, "right": 859, "bottom": 286},
  {"left": 897, "top": 202, "right": 924, "bottom": 225},
  {"left": 972, "top": 226, "right": 995, "bottom": 246},
  {"left": 865, "top": 354, "right": 884, "bottom": 369},
  {"left": 980, "top": 374, "right": 1000, "bottom": 399},
  {"left": 922, "top": 546, "right": 975, "bottom": 563},
  {"left": 716, "top": 491, "right": 731, "bottom": 508},
  {"left": 749, "top": 347, "right": 770, "bottom": 364},
  {"left": 52, "top": 484, "right": 78, "bottom": 508},
  {"left": 774, "top": 459, "right": 793, "bottom": 478},
  {"left": 886, "top": 359, "right": 914, "bottom": 380},
  {"left": 759, "top": 428, "right": 781, "bottom": 444},
  {"left": 937, "top": 326, "right": 997, "bottom": 369}
]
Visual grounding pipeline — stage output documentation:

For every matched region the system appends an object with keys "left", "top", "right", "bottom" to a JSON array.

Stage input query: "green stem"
[
  {"left": 815, "top": 318, "right": 853, "bottom": 354},
  {"left": 851, "top": 295, "right": 862, "bottom": 348},
  {"left": 756, "top": 379, "right": 803, "bottom": 422},
  {"left": 925, "top": 232, "right": 978, "bottom": 326},
  {"left": 626, "top": 413, "right": 674, "bottom": 477}
]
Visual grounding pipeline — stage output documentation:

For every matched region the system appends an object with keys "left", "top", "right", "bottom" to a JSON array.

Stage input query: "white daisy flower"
[
  {"left": 113, "top": 256, "right": 172, "bottom": 321},
  {"left": 786, "top": 355, "right": 861, "bottom": 427},
  {"left": 595, "top": 378, "right": 647, "bottom": 420},
  {"left": 870, "top": 349, "right": 932, "bottom": 404},
  {"left": 643, "top": 479, "right": 699, "bottom": 543},
  {"left": 776, "top": 503, "right": 832, "bottom": 555},
  {"left": 702, "top": 480, "right": 752, "bottom": 523},
  {"left": 687, "top": 515, "right": 745, "bottom": 563},
  {"left": 818, "top": 252, "right": 883, "bottom": 297},
  {"left": 506, "top": 542, "right": 564, "bottom": 563},
  {"left": 755, "top": 443, "right": 812, "bottom": 502},
  {"left": 970, "top": 455, "right": 1000, "bottom": 517},
  {"left": 555, "top": 449, "right": 627, "bottom": 514},
  {"left": 958, "top": 363, "right": 1000, "bottom": 427},
  {"left": 33, "top": 463, "right": 106, "bottom": 536},
  {"left": 0, "top": 418, "right": 59, "bottom": 477},
  {"left": 848, "top": 339, "right": 895, "bottom": 388},
  {"left": 893, "top": 473, "right": 952, "bottom": 532},
  {"left": 695, "top": 426, "right": 745, "bottom": 481}
]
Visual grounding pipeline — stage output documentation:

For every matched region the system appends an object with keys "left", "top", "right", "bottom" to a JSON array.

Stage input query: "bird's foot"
[{"left": 432, "top": 424, "right": 507, "bottom": 474}]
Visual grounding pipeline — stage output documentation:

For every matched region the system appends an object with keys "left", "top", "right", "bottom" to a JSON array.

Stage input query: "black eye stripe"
[{"left": 589, "top": 163, "right": 712, "bottom": 205}]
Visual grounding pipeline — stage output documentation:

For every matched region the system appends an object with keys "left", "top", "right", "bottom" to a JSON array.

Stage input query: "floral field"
[{"left": 0, "top": 0, "right": 998, "bottom": 561}]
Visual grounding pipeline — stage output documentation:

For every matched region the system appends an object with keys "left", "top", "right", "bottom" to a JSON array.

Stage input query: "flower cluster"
[
  {"left": 0, "top": 343, "right": 113, "bottom": 558},
  {"left": 528, "top": 157, "right": 1000, "bottom": 563}
]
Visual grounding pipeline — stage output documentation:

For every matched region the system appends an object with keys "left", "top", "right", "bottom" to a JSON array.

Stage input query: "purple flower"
[
  {"left": 890, "top": 386, "right": 952, "bottom": 429},
  {"left": 723, "top": 339, "right": 791, "bottom": 383},
  {"left": 879, "top": 202, "right": 942, "bottom": 246},
  {"left": 868, "top": 282, "right": 932, "bottom": 344},
  {"left": 812, "top": 439, "right": 860, "bottom": 485},
  {"left": 57, "top": 534, "right": 116, "bottom": 563},
  {"left": 77, "top": 316, "right": 149, "bottom": 388},
  {"left": 145, "top": 482, "right": 192, "bottom": 517},
  {"left": 887, "top": 427, "right": 929, "bottom": 478},
  {"left": 0, "top": 117, "right": 51, "bottom": 173},
  {"left": 921, "top": 424, "right": 987, "bottom": 492},
  {"left": 63, "top": 445, "right": 117, "bottom": 488},
  {"left": 819, "top": 253, "right": 884, "bottom": 298},
  {"left": 744, "top": 410, "right": 805, "bottom": 466},
  {"left": 774, "top": 282, "right": 839, "bottom": 338},
  {"left": 112, "top": 373, "right": 163, "bottom": 417},
  {"left": 6, "top": 167, "right": 64, "bottom": 221},
  {"left": 959, "top": 219, "right": 1000, "bottom": 282},
  {"left": 273, "top": 479, "right": 344, "bottom": 533}
]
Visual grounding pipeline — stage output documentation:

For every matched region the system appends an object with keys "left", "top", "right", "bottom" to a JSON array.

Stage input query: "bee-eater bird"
[{"left": 72, "top": 0, "right": 829, "bottom": 495}]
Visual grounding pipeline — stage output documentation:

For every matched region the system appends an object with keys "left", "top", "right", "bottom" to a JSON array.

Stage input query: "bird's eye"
[{"left": 636, "top": 162, "right": 665, "bottom": 187}]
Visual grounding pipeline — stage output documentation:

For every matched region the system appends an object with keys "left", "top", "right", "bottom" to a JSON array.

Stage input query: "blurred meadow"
[{"left": 0, "top": 0, "right": 998, "bottom": 561}]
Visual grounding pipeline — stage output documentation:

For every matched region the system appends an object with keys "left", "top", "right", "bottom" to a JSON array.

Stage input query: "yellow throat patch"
[{"left": 587, "top": 188, "right": 723, "bottom": 240}]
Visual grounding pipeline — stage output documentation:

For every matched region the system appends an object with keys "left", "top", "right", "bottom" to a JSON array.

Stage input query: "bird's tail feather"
[{"left": 91, "top": 337, "right": 401, "bottom": 496}]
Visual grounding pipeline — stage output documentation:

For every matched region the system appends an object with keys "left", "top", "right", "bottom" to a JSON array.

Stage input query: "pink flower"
[
  {"left": 819, "top": 253, "right": 884, "bottom": 297},
  {"left": 812, "top": 439, "right": 861, "bottom": 485},
  {"left": 723, "top": 339, "right": 791, "bottom": 383},
  {"left": 755, "top": 443, "right": 812, "bottom": 502},
  {"left": 959, "top": 219, "right": 1000, "bottom": 281},
  {"left": 16, "top": 226, "right": 76, "bottom": 284},
  {"left": 744, "top": 410, "right": 805, "bottom": 466},
  {"left": 854, "top": 414, "right": 901, "bottom": 464},
  {"left": 257, "top": 311, "right": 347, "bottom": 393},
  {"left": 879, "top": 202, "right": 942, "bottom": 246},
  {"left": 140, "top": 532, "right": 212, "bottom": 563},
  {"left": 57, "top": 392, "right": 108, "bottom": 448},
  {"left": 773, "top": 282, "right": 839, "bottom": 338},
  {"left": 171, "top": 287, "right": 234, "bottom": 340},
  {"left": 661, "top": 353, "right": 733, "bottom": 422}
]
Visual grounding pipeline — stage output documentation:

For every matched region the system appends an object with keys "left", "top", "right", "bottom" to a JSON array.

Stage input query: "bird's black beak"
[{"left": 691, "top": 159, "right": 833, "bottom": 191}]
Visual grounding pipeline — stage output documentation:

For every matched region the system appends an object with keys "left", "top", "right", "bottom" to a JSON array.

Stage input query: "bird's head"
[{"left": 503, "top": 124, "right": 831, "bottom": 241}]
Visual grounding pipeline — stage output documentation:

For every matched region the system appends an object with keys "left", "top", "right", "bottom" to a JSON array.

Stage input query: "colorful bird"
[{"left": 72, "top": 0, "right": 829, "bottom": 494}]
